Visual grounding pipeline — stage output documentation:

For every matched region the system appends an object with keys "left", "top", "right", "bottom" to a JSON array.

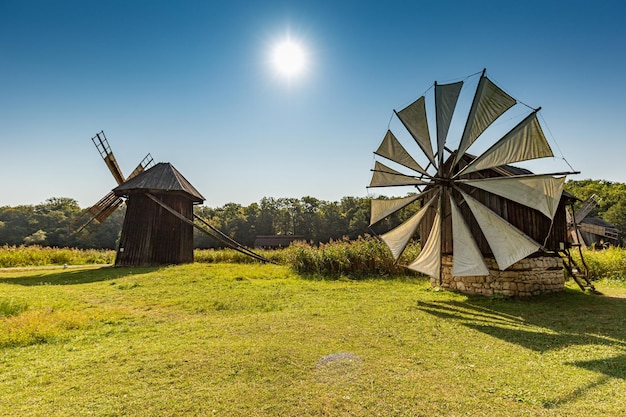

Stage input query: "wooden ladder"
[{"left": 559, "top": 245, "right": 597, "bottom": 292}]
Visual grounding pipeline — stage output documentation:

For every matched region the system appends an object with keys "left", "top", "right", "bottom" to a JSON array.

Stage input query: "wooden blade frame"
[
  {"left": 92, "top": 131, "right": 125, "bottom": 185},
  {"left": 74, "top": 191, "right": 124, "bottom": 234},
  {"left": 127, "top": 154, "right": 154, "bottom": 180},
  {"left": 76, "top": 133, "right": 155, "bottom": 235}
]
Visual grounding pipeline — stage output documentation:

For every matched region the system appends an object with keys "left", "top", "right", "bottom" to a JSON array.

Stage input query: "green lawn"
[{"left": 1, "top": 264, "right": 625, "bottom": 416}]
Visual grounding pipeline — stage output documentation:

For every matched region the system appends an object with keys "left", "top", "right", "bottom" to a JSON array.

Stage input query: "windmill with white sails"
[{"left": 368, "top": 69, "right": 579, "bottom": 290}]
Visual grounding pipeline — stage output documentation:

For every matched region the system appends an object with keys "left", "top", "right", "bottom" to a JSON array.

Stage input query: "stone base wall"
[{"left": 430, "top": 255, "right": 565, "bottom": 297}]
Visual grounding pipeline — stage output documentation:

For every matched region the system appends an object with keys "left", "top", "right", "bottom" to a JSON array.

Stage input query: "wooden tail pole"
[{"left": 145, "top": 193, "right": 275, "bottom": 264}]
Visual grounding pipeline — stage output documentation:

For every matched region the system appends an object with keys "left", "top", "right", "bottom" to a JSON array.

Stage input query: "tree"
[
  {"left": 0, "top": 205, "right": 37, "bottom": 245},
  {"left": 257, "top": 197, "right": 278, "bottom": 236},
  {"left": 0, "top": 194, "right": 429, "bottom": 249},
  {"left": 24, "top": 229, "right": 47, "bottom": 245},
  {"left": 299, "top": 196, "right": 323, "bottom": 241}
]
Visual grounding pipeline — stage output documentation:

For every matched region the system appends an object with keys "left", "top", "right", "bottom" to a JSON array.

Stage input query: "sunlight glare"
[{"left": 272, "top": 39, "right": 306, "bottom": 78}]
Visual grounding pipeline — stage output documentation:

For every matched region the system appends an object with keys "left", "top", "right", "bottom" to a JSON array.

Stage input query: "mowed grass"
[{"left": 1, "top": 264, "right": 625, "bottom": 416}]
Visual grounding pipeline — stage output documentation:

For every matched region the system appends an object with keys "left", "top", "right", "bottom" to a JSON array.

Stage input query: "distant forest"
[{"left": 1, "top": 179, "right": 624, "bottom": 249}]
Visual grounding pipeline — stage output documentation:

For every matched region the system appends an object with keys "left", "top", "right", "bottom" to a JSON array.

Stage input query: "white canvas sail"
[
  {"left": 380, "top": 196, "right": 436, "bottom": 260},
  {"left": 459, "top": 190, "right": 540, "bottom": 270},
  {"left": 369, "top": 161, "right": 429, "bottom": 187},
  {"left": 370, "top": 194, "right": 421, "bottom": 226},
  {"left": 458, "top": 112, "right": 553, "bottom": 176},
  {"left": 408, "top": 209, "right": 441, "bottom": 278},
  {"left": 453, "top": 76, "right": 516, "bottom": 167},
  {"left": 375, "top": 130, "right": 429, "bottom": 176},
  {"left": 396, "top": 96, "right": 436, "bottom": 166},
  {"left": 435, "top": 81, "right": 463, "bottom": 164},
  {"left": 463, "top": 175, "right": 565, "bottom": 219},
  {"left": 449, "top": 194, "right": 490, "bottom": 276}
]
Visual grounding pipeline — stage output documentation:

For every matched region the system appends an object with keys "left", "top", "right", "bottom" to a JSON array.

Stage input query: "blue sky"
[{"left": 1, "top": 0, "right": 625, "bottom": 208}]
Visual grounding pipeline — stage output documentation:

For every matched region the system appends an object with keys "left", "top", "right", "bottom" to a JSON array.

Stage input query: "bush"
[{"left": 282, "top": 236, "right": 421, "bottom": 277}]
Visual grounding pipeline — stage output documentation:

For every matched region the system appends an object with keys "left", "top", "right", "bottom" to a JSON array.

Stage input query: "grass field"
[{"left": 1, "top": 263, "right": 625, "bottom": 416}]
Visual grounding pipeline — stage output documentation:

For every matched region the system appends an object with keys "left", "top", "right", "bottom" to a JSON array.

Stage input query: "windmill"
[
  {"left": 76, "top": 131, "right": 273, "bottom": 266},
  {"left": 567, "top": 194, "right": 620, "bottom": 248},
  {"left": 368, "top": 69, "right": 578, "bottom": 286},
  {"left": 74, "top": 131, "right": 154, "bottom": 234}
]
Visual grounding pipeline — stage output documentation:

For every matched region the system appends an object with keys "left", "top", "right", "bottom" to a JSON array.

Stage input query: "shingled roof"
[{"left": 113, "top": 162, "right": 205, "bottom": 203}]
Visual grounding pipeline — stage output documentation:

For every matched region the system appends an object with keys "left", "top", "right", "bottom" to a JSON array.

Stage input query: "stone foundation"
[{"left": 431, "top": 255, "right": 565, "bottom": 297}]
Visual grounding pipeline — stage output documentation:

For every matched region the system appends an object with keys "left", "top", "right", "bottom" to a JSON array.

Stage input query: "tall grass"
[
  {"left": 0, "top": 245, "right": 115, "bottom": 267},
  {"left": 4, "top": 241, "right": 626, "bottom": 281},
  {"left": 572, "top": 246, "right": 626, "bottom": 280},
  {"left": 0, "top": 299, "right": 28, "bottom": 318},
  {"left": 281, "top": 236, "right": 421, "bottom": 277},
  {"left": 194, "top": 236, "right": 420, "bottom": 277},
  {"left": 193, "top": 247, "right": 287, "bottom": 264}
]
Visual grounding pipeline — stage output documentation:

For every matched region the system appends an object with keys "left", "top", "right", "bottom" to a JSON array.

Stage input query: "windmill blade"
[
  {"left": 370, "top": 194, "right": 422, "bottom": 226},
  {"left": 368, "top": 161, "right": 430, "bottom": 188},
  {"left": 395, "top": 96, "right": 436, "bottom": 166},
  {"left": 452, "top": 74, "right": 517, "bottom": 168},
  {"left": 435, "top": 81, "right": 463, "bottom": 168},
  {"left": 75, "top": 191, "right": 124, "bottom": 234},
  {"left": 379, "top": 195, "right": 437, "bottom": 260},
  {"left": 374, "top": 130, "right": 430, "bottom": 176},
  {"left": 92, "top": 131, "right": 126, "bottom": 185},
  {"left": 461, "top": 175, "right": 565, "bottom": 219},
  {"left": 574, "top": 194, "right": 600, "bottom": 224},
  {"left": 127, "top": 154, "right": 155, "bottom": 180},
  {"left": 407, "top": 208, "right": 441, "bottom": 279},
  {"left": 458, "top": 189, "right": 541, "bottom": 271},
  {"left": 455, "top": 111, "right": 553, "bottom": 177},
  {"left": 449, "top": 194, "right": 490, "bottom": 276},
  {"left": 579, "top": 222, "right": 619, "bottom": 240}
]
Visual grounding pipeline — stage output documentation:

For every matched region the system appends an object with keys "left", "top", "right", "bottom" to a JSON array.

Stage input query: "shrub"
[{"left": 282, "top": 236, "right": 421, "bottom": 277}]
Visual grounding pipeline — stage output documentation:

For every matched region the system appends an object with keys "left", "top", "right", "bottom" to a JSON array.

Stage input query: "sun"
[{"left": 272, "top": 39, "right": 307, "bottom": 78}]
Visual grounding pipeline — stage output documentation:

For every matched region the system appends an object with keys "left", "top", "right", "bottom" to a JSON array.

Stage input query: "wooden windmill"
[
  {"left": 567, "top": 194, "right": 620, "bottom": 248},
  {"left": 77, "top": 131, "right": 273, "bottom": 266}
]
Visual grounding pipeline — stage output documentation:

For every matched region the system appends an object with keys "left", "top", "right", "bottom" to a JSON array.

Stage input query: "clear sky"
[{"left": 1, "top": 0, "right": 625, "bottom": 208}]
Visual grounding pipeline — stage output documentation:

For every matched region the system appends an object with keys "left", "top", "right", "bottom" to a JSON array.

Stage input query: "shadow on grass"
[
  {"left": 0, "top": 266, "right": 160, "bottom": 286},
  {"left": 295, "top": 271, "right": 426, "bottom": 282},
  {"left": 417, "top": 289, "right": 626, "bottom": 352},
  {"left": 416, "top": 289, "right": 626, "bottom": 408}
]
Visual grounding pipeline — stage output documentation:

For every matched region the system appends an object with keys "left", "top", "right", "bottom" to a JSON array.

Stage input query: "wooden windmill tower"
[{"left": 112, "top": 162, "right": 204, "bottom": 266}]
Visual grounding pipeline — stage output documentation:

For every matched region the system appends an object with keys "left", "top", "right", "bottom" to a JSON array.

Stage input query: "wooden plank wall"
[{"left": 115, "top": 193, "right": 195, "bottom": 266}]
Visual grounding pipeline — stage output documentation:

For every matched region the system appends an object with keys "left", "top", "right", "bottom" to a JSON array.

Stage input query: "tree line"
[
  {"left": 1, "top": 179, "right": 624, "bottom": 249},
  {"left": 0, "top": 196, "right": 417, "bottom": 250}
]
